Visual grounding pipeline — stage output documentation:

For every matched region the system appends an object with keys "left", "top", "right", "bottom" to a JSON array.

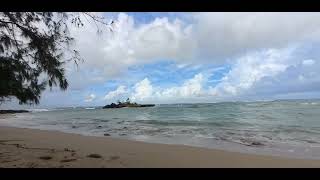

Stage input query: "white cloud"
[
  {"left": 128, "top": 73, "right": 206, "bottom": 103},
  {"left": 104, "top": 85, "right": 127, "bottom": 100},
  {"left": 131, "top": 78, "right": 153, "bottom": 101},
  {"left": 249, "top": 57, "right": 320, "bottom": 97},
  {"left": 14, "top": 12, "right": 320, "bottom": 107},
  {"left": 193, "top": 12, "right": 320, "bottom": 61},
  {"left": 206, "top": 46, "right": 320, "bottom": 100},
  {"left": 65, "top": 12, "right": 320, "bottom": 92},
  {"left": 302, "top": 59, "right": 315, "bottom": 66},
  {"left": 84, "top": 94, "right": 96, "bottom": 102},
  {"left": 71, "top": 42, "right": 320, "bottom": 104},
  {"left": 158, "top": 73, "right": 204, "bottom": 98},
  {"left": 68, "top": 13, "right": 194, "bottom": 79},
  {"left": 208, "top": 48, "right": 295, "bottom": 97}
]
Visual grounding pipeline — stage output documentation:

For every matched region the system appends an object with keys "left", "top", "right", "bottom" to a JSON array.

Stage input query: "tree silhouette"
[{"left": 0, "top": 12, "right": 113, "bottom": 105}]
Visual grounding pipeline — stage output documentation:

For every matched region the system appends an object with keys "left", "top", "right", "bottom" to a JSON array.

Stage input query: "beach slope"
[{"left": 0, "top": 126, "right": 320, "bottom": 168}]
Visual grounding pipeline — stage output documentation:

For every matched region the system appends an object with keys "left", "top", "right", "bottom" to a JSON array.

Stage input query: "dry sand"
[{"left": 1, "top": 126, "right": 320, "bottom": 168}]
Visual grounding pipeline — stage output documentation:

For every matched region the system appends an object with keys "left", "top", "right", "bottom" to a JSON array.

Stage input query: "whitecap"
[
  {"left": 27, "top": 108, "right": 50, "bottom": 112},
  {"left": 300, "top": 102, "right": 318, "bottom": 105}
]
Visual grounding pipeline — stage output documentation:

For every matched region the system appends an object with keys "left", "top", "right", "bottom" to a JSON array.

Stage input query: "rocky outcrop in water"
[{"left": 103, "top": 98, "right": 155, "bottom": 109}]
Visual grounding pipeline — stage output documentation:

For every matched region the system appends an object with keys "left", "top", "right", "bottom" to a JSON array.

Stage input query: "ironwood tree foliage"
[{"left": 0, "top": 12, "right": 111, "bottom": 105}]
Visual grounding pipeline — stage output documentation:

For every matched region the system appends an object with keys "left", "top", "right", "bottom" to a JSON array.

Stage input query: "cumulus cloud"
[
  {"left": 104, "top": 85, "right": 127, "bottom": 100},
  {"left": 193, "top": 12, "right": 320, "bottom": 62},
  {"left": 65, "top": 13, "right": 320, "bottom": 88},
  {"left": 84, "top": 94, "right": 96, "bottom": 102},
  {"left": 208, "top": 48, "right": 296, "bottom": 97},
  {"left": 156, "top": 73, "right": 204, "bottom": 98},
  {"left": 124, "top": 45, "right": 320, "bottom": 103},
  {"left": 302, "top": 59, "right": 315, "bottom": 66},
  {"left": 67, "top": 13, "right": 194, "bottom": 82},
  {"left": 10, "top": 12, "right": 320, "bottom": 107},
  {"left": 128, "top": 73, "right": 206, "bottom": 103},
  {"left": 131, "top": 78, "right": 153, "bottom": 101},
  {"left": 249, "top": 57, "right": 320, "bottom": 98},
  {"left": 206, "top": 46, "right": 320, "bottom": 100},
  {"left": 65, "top": 12, "right": 320, "bottom": 90}
]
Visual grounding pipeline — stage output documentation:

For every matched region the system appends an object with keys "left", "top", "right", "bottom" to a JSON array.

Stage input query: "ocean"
[{"left": 1, "top": 99, "right": 320, "bottom": 159}]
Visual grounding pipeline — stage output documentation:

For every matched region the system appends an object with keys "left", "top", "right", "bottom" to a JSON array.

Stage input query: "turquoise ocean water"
[{"left": 1, "top": 99, "right": 320, "bottom": 159}]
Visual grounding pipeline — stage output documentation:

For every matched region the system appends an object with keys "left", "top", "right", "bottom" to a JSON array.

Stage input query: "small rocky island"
[{"left": 103, "top": 98, "right": 155, "bottom": 109}]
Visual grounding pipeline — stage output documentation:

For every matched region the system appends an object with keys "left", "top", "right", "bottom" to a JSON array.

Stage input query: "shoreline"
[{"left": 1, "top": 126, "right": 320, "bottom": 167}]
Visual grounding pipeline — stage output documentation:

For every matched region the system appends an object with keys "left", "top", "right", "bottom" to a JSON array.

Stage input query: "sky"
[{"left": 4, "top": 12, "right": 320, "bottom": 108}]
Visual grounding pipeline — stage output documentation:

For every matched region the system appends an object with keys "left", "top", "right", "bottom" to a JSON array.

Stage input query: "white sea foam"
[
  {"left": 300, "top": 102, "right": 319, "bottom": 105},
  {"left": 27, "top": 108, "right": 50, "bottom": 112}
]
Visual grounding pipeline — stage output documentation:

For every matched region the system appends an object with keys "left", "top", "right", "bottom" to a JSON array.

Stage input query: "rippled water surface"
[{"left": 1, "top": 99, "right": 320, "bottom": 159}]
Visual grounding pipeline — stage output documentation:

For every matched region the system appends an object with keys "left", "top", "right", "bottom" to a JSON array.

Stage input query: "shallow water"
[{"left": 1, "top": 99, "right": 320, "bottom": 159}]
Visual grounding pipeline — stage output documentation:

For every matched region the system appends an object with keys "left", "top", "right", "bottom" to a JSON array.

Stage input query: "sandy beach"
[{"left": 0, "top": 126, "right": 320, "bottom": 168}]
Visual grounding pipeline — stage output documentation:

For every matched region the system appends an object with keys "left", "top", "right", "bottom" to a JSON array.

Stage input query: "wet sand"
[{"left": 1, "top": 126, "right": 320, "bottom": 168}]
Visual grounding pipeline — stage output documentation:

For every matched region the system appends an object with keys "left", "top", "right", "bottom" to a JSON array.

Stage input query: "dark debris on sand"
[
  {"left": 60, "top": 158, "right": 77, "bottom": 163},
  {"left": 87, "top": 153, "right": 102, "bottom": 158},
  {"left": 39, "top": 156, "right": 53, "bottom": 160}
]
